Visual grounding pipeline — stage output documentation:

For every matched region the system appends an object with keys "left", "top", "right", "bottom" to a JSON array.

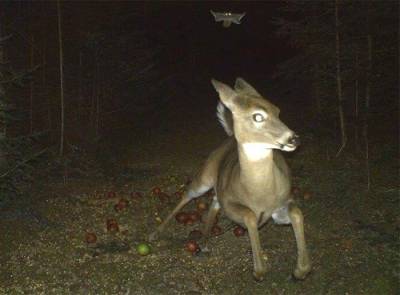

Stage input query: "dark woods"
[{"left": 273, "top": 1, "right": 397, "bottom": 189}]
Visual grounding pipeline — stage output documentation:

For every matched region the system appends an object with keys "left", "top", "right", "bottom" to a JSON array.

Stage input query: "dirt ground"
[{"left": 0, "top": 93, "right": 398, "bottom": 294}]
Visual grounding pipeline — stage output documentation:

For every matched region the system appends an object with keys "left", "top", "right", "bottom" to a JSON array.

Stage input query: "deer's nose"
[{"left": 288, "top": 134, "right": 300, "bottom": 147}]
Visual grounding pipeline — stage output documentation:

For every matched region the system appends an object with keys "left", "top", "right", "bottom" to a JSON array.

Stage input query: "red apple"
[
  {"left": 85, "top": 232, "right": 97, "bottom": 244},
  {"left": 188, "top": 211, "right": 201, "bottom": 223},
  {"left": 185, "top": 240, "right": 200, "bottom": 254},
  {"left": 131, "top": 192, "right": 143, "bottom": 199},
  {"left": 185, "top": 219, "right": 194, "bottom": 226},
  {"left": 303, "top": 191, "right": 312, "bottom": 200},
  {"left": 175, "top": 212, "right": 189, "bottom": 224},
  {"left": 152, "top": 187, "right": 162, "bottom": 195},
  {"left": 196, "top": 201, "right": 208, "bottom": 212},
  {"left": 291, "top": 186, "right": 301, "bottom": 197},
  {"left": 114, "top": 198, "right": 129, "bottom": 212},
  {"left": 211, "top": 225, "right": 222, "bottom": 236},
  {"left": 233, "top": 226, "right": 246, "bottom": 237},
  {"left": 107, "top": 191, "right": 117, "bottom": 199},
  {"left": 106, "top": 218, "right": 119, "bottom": 232}
]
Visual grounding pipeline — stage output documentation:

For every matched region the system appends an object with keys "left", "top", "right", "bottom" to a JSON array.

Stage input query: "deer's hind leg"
[
  {"left": 149, "top": 167, "right": 215, "bottom": 241},
  {"left": 201, "top": 194, "right": 221, "bottom": 251},
  {"left": 149, "top": 140, "right": 232, "bottom": 241}
]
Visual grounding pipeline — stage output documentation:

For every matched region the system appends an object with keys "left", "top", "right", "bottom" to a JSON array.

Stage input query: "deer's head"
[{"left": 212, "top": 78, "right": 300, "bottom": 154}]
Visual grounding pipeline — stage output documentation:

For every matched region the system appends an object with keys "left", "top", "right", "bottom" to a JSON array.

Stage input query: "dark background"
[{"left": 2, "top": 2, "right": 297, "bottom": 138}]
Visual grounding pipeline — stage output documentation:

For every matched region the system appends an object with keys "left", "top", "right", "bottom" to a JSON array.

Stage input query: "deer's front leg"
[
  {"left": 288, "top": 203, "right": 312, "bottom": 279},
  {"left": 226, "top": 202, "right": 266, "bottom": 281}
]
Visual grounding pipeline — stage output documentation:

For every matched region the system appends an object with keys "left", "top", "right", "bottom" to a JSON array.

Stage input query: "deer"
[{"left": 149, "top": 78, "right": 311, "bottom": 281}]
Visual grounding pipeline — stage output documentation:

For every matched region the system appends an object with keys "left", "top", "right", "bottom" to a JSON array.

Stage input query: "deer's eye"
[{"left": 252, "top": 113, "right": 265, "bottom": 123}]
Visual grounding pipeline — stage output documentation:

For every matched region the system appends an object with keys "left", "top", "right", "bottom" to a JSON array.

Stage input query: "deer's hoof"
[
  {"left": 253, "top": 271, "right": 265, "bottom": 282},
  {"left": 148, "top": 231, "right": 159, "bottom": 242},
  {"left": 292, "top": 264, "right": 312, "bottom": 281}
]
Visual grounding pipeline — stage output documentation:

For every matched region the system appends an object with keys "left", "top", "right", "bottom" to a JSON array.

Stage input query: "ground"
[{"left": 0, "top": 93, "right": 398, "bottom": 294}]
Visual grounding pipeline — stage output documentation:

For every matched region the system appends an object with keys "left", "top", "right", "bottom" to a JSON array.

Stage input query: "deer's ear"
[
  {"left": 234, "top": 78, "right": 261, "bottom": 97},
  {"left": 275, "top": 106, "right": 281, "bottom": 116},
  {"left": 211, "top": 79, "right": 237, "bottom": 110}
]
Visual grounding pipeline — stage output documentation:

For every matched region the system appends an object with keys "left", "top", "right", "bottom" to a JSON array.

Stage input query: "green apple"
[{"left": 136, "top": 243, "right": 151, "bottom": 256}]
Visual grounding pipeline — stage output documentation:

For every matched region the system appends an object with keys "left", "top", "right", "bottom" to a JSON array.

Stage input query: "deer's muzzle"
[
  {"left": 288, "top": 134, "right": 300, "bottom": 147},
  {"left": 277, "top": 132, "right": 300, "bottom": 152}
]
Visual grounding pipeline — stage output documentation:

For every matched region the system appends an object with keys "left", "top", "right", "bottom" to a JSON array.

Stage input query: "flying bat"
[{"left": 210, "top": 10, "right": 246, "bottom": 28}]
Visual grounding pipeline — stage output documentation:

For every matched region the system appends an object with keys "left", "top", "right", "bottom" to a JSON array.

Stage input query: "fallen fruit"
[
  {"left": 106, "top": 218, "right": 119, "bottom": 232},
  {"left": 291, "top": 186, "right": 301, "bottom": 196},
  {"left": 107, "top": 191, "right": 117, "bottom": 199},
  {"left": 136, "top": 243, "right": 151, "bottom": 256},
  {"left": 185, "top": 219, "right": 194, "bottom": 226},
  {"left": 188, "top": 211, "right": 200, "bottom": 223},
  {"left": 196, "top": 201, "right": 208, "bottom": 212},
  {"left": 233, "top": 226, "right": 246, "bottom": 237},
  {"left": 152, "top": 187, "right": 162, "bottom": 195},
  {"left": 303, "top": 191, "right": 312, "bottom": 200},
  {"left": 131, "top": 192, "right": 142, "bottom": 199},
  {"left": 185, "top": 240, "right": 200, "bottom": 254},
  {"left": 114, "top": 203, "right": 122, "bottom": 211},
  {"left": 85, "top": 232, "right": 97, "bottom": 244},
  {"left": 211, "top": 224, "right": 222, "bottom": 236},
  {"left": 114, "top": 198, "right": 129, "bottom": 211},
  {"left": 175, "top": 212, "right": 189, "bottom": 224}
]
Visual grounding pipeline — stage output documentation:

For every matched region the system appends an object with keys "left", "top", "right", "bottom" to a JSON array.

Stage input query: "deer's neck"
[{"left": 238, "top": 143, "right": 276, "bottom": 187}]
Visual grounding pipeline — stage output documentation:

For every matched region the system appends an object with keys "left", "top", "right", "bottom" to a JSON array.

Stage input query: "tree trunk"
[
  {"left": 335, "top": 0, "right": 347, "bottom": 157},
  {"left": 364, "top": 35, "right": 372, "bottom": 191},
  {"left": 30, "top": 34, "right": 34, "bottom": 135},
  {"left": 90, "top": 59, "right": 97, "bottom": 131},
  {"left": 57, "top": 0, "right": 65, "bottom": 157},
  {"left": 354, "top": 49, "right": 360, "bottom": 152},
  {"left": 78, "top": 50, "right": 82, "bottom": 122},
  {"left": 313, "top": 62, "right": 322, "bottom": 116},
  {"left": 0, "top": 15, "right": 6, "bottom": 138},
  {"left": 42, "top": 31, "right": 52, "bottom": 135},
  {"left": 312, "top": 4, "right": 322, "bottom": 118},
  {"left": 95, "top": 62, "right": 100, "bottom": 139}
]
